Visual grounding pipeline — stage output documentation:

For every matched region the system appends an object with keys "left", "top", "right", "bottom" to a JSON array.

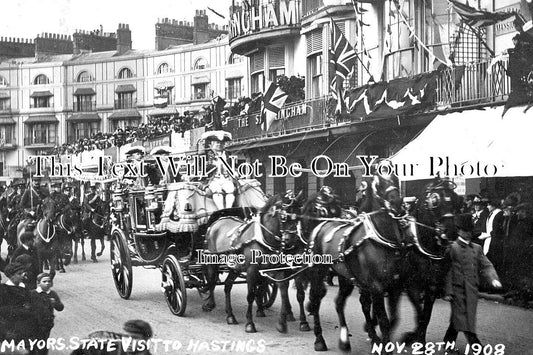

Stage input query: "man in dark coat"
[
  {"left": 471, "top": 196, "right": 488, "bottom": 246},
  {"left": 443, "top": 214, "right": 502, "bottom": 349},
  {"left": 49, "top": 181, "right": 70, "bottom": 215},
  {"left": 19, "top": 178, "right": 44, "bottom": 216},
  {"left": 0, "top": 262, "right": 40, "bottom": 342},
  {"left": 12, "top": 231, "right": 40, "bottom": 289}
]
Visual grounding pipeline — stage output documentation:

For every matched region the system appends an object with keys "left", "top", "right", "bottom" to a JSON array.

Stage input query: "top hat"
[
  {"left": 124, "top": 146, "right": 146, "bottom": 156},
  {"left": 123, "top": 319, "right": 153, "bottom": 339}
]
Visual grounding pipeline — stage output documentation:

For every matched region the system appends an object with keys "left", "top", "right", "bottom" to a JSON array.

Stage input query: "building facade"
[
  {"left": 0, "top": 16, "right": 244, "bottom": 183},
  {"left": 223, "top": 0, "right": 532, "bottom": 203}
]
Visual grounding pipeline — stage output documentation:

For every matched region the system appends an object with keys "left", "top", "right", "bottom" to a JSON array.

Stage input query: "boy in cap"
[
  {"left": 30, "top": 272, "right": 64, "bottom": 355},
  {"left": 12, "top": 231, "right": 40, "bottom": 289},
  {"left": 443, "top": 214, "right": 502, "bottom": 352}
]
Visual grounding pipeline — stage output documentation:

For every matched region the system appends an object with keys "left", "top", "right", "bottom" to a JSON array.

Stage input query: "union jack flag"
[
  {"left": 329, "top": 18, "right": 358, "bottom": 114},
  {"left": 259, "top": 81, "right": 288, "bottom": 131},
  {"left": 449, "top": 0, "right": 516, "bottom": 28}
]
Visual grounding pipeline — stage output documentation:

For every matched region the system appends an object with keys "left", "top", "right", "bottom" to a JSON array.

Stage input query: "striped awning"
[
  {"left": 30, "top": 91, "right": 53, "bottom": 98},
  {"left": 115, "top": 84, "right": 136, "bottom": 93},
  {"left": 66, "top": 113, "right": 101, "bottom": 122},
  {"left": 108, "top": 110, "right": 141, "bottom": 120},
  {"left": 25, "top": 115, "right": 58, "bottom": 123},
  {"left": 191, "top": 75, "right": 210, "bottom": 85},
  {"left": 149, "top": 107, "right": 177, "bottom": 116},
  {"left": 74, "top": 88, "right": 96, "bottom": 96}
]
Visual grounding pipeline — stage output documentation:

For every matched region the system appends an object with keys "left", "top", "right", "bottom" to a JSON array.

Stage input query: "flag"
[
  {"left": 329, "top": 18, "right": 358, "bottom": 114},
  {"left": 449, "top": 0, "right": 516, "bottom": 28},
  {"left": 260, "top": 81, "right": 288, "bottom": 131},
  {"left": 207, "top": 7, "right": 225, "bottom": 20}
]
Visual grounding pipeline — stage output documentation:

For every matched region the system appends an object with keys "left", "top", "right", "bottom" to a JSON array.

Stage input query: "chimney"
[
  {"left": 117, "top": 23, "right": 132, "bottom": 53},
  {"left": 193, "top": 9, "right": 209, "bottom": 45}
]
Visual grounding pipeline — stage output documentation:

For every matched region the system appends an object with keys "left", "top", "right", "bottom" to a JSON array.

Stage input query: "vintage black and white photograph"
[{"left": 1, "top": 0, "right": 533, "bottom": 354}]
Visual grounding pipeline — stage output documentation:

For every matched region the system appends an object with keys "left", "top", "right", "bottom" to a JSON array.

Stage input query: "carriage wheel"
[
  {"left": 161, "top": 255, "right": 187, "bottom": 316},
  {"left": 110, "top": 229, "right": 133, "bottom": 299},
  {"left": 257, "top": 279, "right": 278, "bottom": 309}
]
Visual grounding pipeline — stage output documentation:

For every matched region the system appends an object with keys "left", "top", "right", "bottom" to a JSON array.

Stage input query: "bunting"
[{"left": 448, "top": 0, "right": 517, "bottom": 28}]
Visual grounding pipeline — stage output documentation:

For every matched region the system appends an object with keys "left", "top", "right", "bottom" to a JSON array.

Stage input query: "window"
[
  {"left": 226, "top": 78, "right": 241, "bottom": 100},
  {"left": 309, "top": 54, "right": 323, "bottom": 98},
  {"left": 25, "top": 123, "right": 57, "bottom": 145},
  {"left": 157, "top": 63, "right": 170, "bottom": 74},
  {"left": 269, "top": 68, "right": 285, "bottom": 83},
  {"left": 77, "top": 71, "right": 93, "bottom": 82},
  {"left": 229, "top": 53, "right": 244, "bottom": 64},
  {"left": 251, "top": 72, "right": 264, "bottom": 94},
  {"left": 115, "top": 92, "right": 135, "bottom": 109},
  {"left": 0, "top": 76, "right": 7, "bottom": 86},
  {"left": 0, "top": 125, "right": 15, "bottom": 145},
  {"left": 118, "top": 67, "right": 134, "bottom": 79},
  {"left": 74, "top": 95, "right": 95, "bottom": 112},
  {"left": 383, "top": 0, "right": 415, "bottom": 80},
  {"left": 31, "top": 97, "right": 51, "bottom": 108},
  {"left": 155, "top": 87, "right": 173, "bottom": 105},
  {"left": 67, "top": 121, "right": 99, "bottom": 143},
  {"left": 193, "top": 84, "right": 207, "bottom": 100},
  {"left": 194, "top": 58, "right": 208, "bottom": 70},
  {"left": 0, "top": 98, "right": 10, "bottom": 111},
  {"left": 34, "top": 74, "right": 50, "bottom": 85},
  {"left": 268, "top": 47, "right": 285, "bottom": 82}
]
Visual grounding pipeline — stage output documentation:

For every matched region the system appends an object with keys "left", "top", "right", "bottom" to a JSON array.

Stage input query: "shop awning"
[
  {"left": 149, "top": 107, "right": 177, "bottom": 116},
  {"left": 155, "top": 81, "right": 174, "bottom": 90},
  {"left": 66, "top": 113, "right": 101, "bottom": 122},
  {"left": 108, "top": 110, "right": 141, "bottom": 120},
  {"left": 191, "top": 75, "right": 210, "bottom": 85},
  {"left": 74, "top": 88, "right": 96, "bottom": 96},
  {"left": 115, "top": 84, "right": 136, "bottom": 93},
  {"left": 389, "top": 105, "right": 533, "bottom": 180},
  {"left": 25, "top": 115, "right": 58, "bottom": 124},
  {"left": 0, "top": 117, "right": 15, "bottom": 125},
  {"left": 30, "top": 91, "right": 53, "bottom": 98}
]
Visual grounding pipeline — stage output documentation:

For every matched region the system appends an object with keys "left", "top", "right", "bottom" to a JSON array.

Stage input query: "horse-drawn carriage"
[{"left": 109, "top": 134, "right": 278, "bottom": 316}]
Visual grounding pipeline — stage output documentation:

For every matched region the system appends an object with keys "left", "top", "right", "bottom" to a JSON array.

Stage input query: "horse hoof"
[
  {"left": 245, "top": 323, "right": 257, "bottom": 333},
  {"left": 299, "top": 322, "right": 311, "bottom": 332},
  {"left": 338, "top": 340, "right": 351, "bottom": 352},
  {"left": 256, "top": 309, "right": 265, "bottom": 318},
  {"left": 97, "top": 252, "right": 103, "bottom": 257},
  {"left": 202, "top": 304, "right": 215, "bottom": 312},
  {"left": 286, "top": 313, "right": 296, "bottom": 322},
  {"left": 276, "top": 323, "right": 287, "bottom": 333},
  {"left": 226, "top": 315, "right": 238, "bottom": 325},
  {"left": 314, "top": 340, "right": 328, "bottom": 352},
  {"left": 59, "top": 269, "right": 66, "bottom": 274},
  {"left": 82, "top": 256, "right": 86, "bottom": 261}
]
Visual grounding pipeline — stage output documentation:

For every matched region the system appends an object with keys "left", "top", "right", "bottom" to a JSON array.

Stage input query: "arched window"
[
  {"left": 194, "top": 58, "right": 208, "bottom": 70},
  {"left": 118, "top": 67, "right": 134, "bottom": 79},
  {"left": 157, "top": 63, "right": 170, "bottom": 74},
  {"left": 77, "top": 71, "right": 93, "bottom": 82},
  {"left": 0, "top": 75, "right": 8, "bottom": 86},
  {"left": 34, "top": 74, "right": 50, "bottom": 85},
  {"left": 229, "top": 53, "right": 244, "bottom": 64}
]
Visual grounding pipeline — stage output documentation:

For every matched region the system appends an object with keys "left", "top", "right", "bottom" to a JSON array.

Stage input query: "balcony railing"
[
  {"left": 73, "top": 101, "right": 96, "bottom": 112},
  {"left": 114, "top": 99, "right": 137, "bottom": 110},
  {"left": 0, "top": 104, "right": 11, "bottom": 112},
  {"left": 192, "top": 92, "right": 208, "bottom": 101},
  {"left": 436, "top": 57, "right": 511, "bottom": 108},
  {"left": 24, "top": 136, "right": 57, "bottom": 146},
  {"left": 30, "top": 103, "right": 52, "bottom": 109},
  {"left": 227, "top": 57, "right": 513, "bottom": 144}
]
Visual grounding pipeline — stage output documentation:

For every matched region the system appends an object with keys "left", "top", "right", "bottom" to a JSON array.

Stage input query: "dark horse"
[
  {"left": 17, "top": 196, "right": 61, "bottom": 279},
  {"left": 82, "top": 198, "right": 107, "bottom": 262},
  {"left": 55, "top": 205, "right": 83, "bottom": 266},
  {"left": 303, "top": 178, "right": 460, "bottom": 352},
  {"left": 202, "top": 193, "right": 306, "bottom": 333}
]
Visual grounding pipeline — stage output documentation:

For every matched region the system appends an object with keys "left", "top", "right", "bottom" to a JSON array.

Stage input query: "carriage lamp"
[{"left": 113, "top": 192, "right": 125, "bottom": 212}]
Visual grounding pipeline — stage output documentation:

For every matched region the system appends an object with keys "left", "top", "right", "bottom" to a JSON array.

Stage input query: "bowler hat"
[
  {"left": 123, "top": 319, "right": 153, "bottom": 339},
  {"left": 4, "top": 262, "right": 27, "bottom": 278},
  {"left": 454, "top": 213, "right": 474, "bottom": 232},
  {"left": 124, "top": 146, "right": 145, "bottom": 156}
]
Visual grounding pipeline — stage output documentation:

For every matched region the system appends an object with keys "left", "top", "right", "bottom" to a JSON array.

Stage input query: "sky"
[{"left": 0, "top": 0, "right": 231, "bottom": 51}]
